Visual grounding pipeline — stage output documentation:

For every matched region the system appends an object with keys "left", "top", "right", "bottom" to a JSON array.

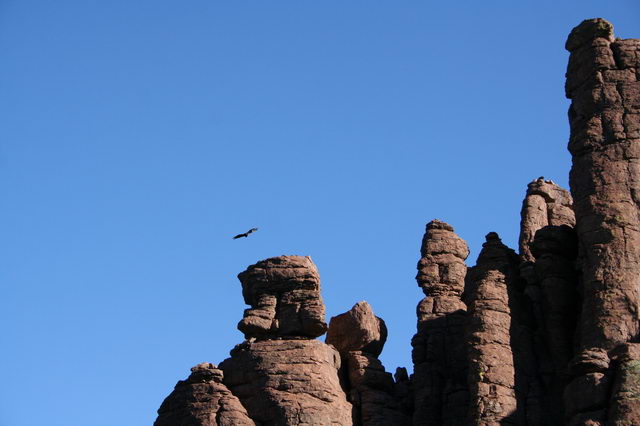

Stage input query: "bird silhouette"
[{"left": 233, "top": 228, "right": 258, "bottom": 239}]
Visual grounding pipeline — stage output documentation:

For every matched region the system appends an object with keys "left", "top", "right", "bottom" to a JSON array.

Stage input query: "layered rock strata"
[
  {"left": 155, "top": 363, "right": 255, "bottom": 426},
  {"left": 411, "top": 220, "right": 469, "bottom": 426},
  {"left": 326, "top": 301, "right": 409, "bottom": 425}
]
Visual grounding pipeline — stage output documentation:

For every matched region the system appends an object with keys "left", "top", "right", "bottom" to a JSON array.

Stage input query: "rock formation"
[
  {"left": 236, "top": 256, "right": 328, "bottom": 339},
  {"left": 155, "top": 18, "right": 640, "bottom": 426},
  {"left": 221, "top": 256, "right": 352, "bottom": 426},
  {"left": 411, "top": 220, "right": 469, "bottom": 426},
  {"left": 564, "top": 18, "right": 640, "bottom": 425},
  {"left": 464, "top": 233, "right": 520, "bottom": 424},
  {"left": 519, "top": 177, "right": 575, "bottom": 262},
  {"left": 326, "top": 301, "right": 409, "bottom": 426}
]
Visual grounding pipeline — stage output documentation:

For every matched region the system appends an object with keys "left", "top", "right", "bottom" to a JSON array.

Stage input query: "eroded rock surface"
[
  {"left": 412, "top": 220, "right": 469, "bottom": 426},
  {"left": 465, "top": 233, "right": 519, "bottom": 425},
  {"left": 326, "top": 301, "right": 387, "bottom": 357},
  {"left": 220, "top": 339, "right": 352, "bottom": 426},
  {"left": 327, "top": 302, "right": 409, "bottom": 425},
  {"left": 564, "top": 18, "right": 640, "bottom": 425},
  {"left": 237, "top": 256, "right": 328, "bottom": 339},
  {"left": 519, "top": 177, "right": 575, "bottom": 262},
  {"left": 566, "top": 17, "right": 640, "bottom": 354},
  {"left": 155, "top": 363, "right": 255, "bottom": 426}
]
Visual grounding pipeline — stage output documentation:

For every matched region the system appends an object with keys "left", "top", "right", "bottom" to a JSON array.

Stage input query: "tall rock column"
[
  {"left": 564, "top": 18, "right": 640, "bottom": 424},
  {"left": 411, "top": 220, "right": 469, "bottom": 426},
  {"left": 566, "top": 17, "right": 640, "bottom": 354},
  {"left": 518, "top": 178, "right": 578, "bottom": 423},
  {"left": 465, "top": 233, "right": 520, "bottom": 425},
  {"left": 220, "top": 256, "right": 352, "bottom": 426}
]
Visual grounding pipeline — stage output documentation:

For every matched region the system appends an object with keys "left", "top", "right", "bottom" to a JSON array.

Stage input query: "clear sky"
[{"left": 1, "top": 1, "right": 638, "bottom": 425}]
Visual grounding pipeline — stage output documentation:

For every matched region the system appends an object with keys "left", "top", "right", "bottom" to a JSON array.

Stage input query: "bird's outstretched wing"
[{"left": 232, "top": 228, "right": 258, "bottom": 239}]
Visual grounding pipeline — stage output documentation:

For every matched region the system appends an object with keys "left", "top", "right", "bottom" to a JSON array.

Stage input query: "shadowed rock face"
[
  {"left": 237, "top": 256, "right": 328, "bottom": 339},
  {"left": 155, "top": 363, "right": 255, "bottom": 426},
  {"left": 412, "top": 220, "right": 469, "bottom": 426}
]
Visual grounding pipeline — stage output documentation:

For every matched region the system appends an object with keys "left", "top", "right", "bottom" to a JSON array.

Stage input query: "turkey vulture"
[{"left": 233, "top": 228, "right": 258, "bottom": 239}]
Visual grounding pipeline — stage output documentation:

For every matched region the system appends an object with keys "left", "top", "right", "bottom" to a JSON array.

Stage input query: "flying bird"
[{"left": 233, "top": 228, "right": 258, "bottom": 239}]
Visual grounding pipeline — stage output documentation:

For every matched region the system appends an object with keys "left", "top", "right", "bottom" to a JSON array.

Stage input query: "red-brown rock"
[
  {"left": 219, "top": 339, "right": 352, "bottom": 426},
  {"left": 412, "top": 220, "right": 469, "bottom": 426},
  {"left": 155, "top": 363, "right": 255, "bottom": 426},
  {"left": 564, "top": 17, "right": 640, "bottom": 425},
  {"left": 519, "top": 177, "right": 575, "bottom": 262},
  {"left": 237, "top": 256, "right": 328, "bottom": 339},
  {"left": 326, "top": 301, "right": 387, "bottom": 357},
  {"left": 465, "top": 232, "right": 519, "bottom": 425}
]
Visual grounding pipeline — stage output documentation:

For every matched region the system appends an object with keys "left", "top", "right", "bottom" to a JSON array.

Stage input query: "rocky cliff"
[{"left": 156, "top": 19, "right": 640, "bottom": 425}]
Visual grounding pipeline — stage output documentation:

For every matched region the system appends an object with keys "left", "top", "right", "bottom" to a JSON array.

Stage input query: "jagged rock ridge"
[{"left": 155, "top": 18, "right": 640, "bottom": 425}]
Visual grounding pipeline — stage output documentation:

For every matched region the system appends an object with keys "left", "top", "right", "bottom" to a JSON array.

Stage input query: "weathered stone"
[
  {"left": 465, "top": 232, "right": 520, "bottom": 425},
  {"left": 219, "top": 339, "right": 352, "bottom": 426},
  {"left": 566, "top": 18, "right": 640, "bottom": 352},
  {"left": 564, "top": 373, "right": 611, "bottom": 417},
  {"left": 237, "top": 256, "right": 328, "bottom": 339},
  {"left": 519, "top": 177, "right": 576, "bottom": 262},
  {"left": 327, "top": 302, "right": 408, "bottom": 425},
  {"left": 155, "top": 363, "right": 255, "bottom": 426},
  {"left": 326, "top": 301, "right": 387, "bottom": 357},
  {"left": 608, "top": 343, "right": 640, "bottom": 425},
  {"left": 345, "top": 351, "right": 410, "bottom": 426},
  {"left": 565, "top": 17, "right": 640, "bottom": 425},
  {"left": 412, "top": 220, "right": 469, "bottom": 426}
]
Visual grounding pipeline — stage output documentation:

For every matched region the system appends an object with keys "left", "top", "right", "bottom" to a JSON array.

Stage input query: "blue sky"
[{"left": 1, "top": 1, "right": 638, "bottom": 425}]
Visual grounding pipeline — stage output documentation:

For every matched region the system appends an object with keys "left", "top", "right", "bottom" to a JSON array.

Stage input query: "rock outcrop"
[
  {"left": 155, "top": 18, "right": 640, "bottom": 426},
  {"left": 411, "top": 220, "right": 469, "bottom": 426}
]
